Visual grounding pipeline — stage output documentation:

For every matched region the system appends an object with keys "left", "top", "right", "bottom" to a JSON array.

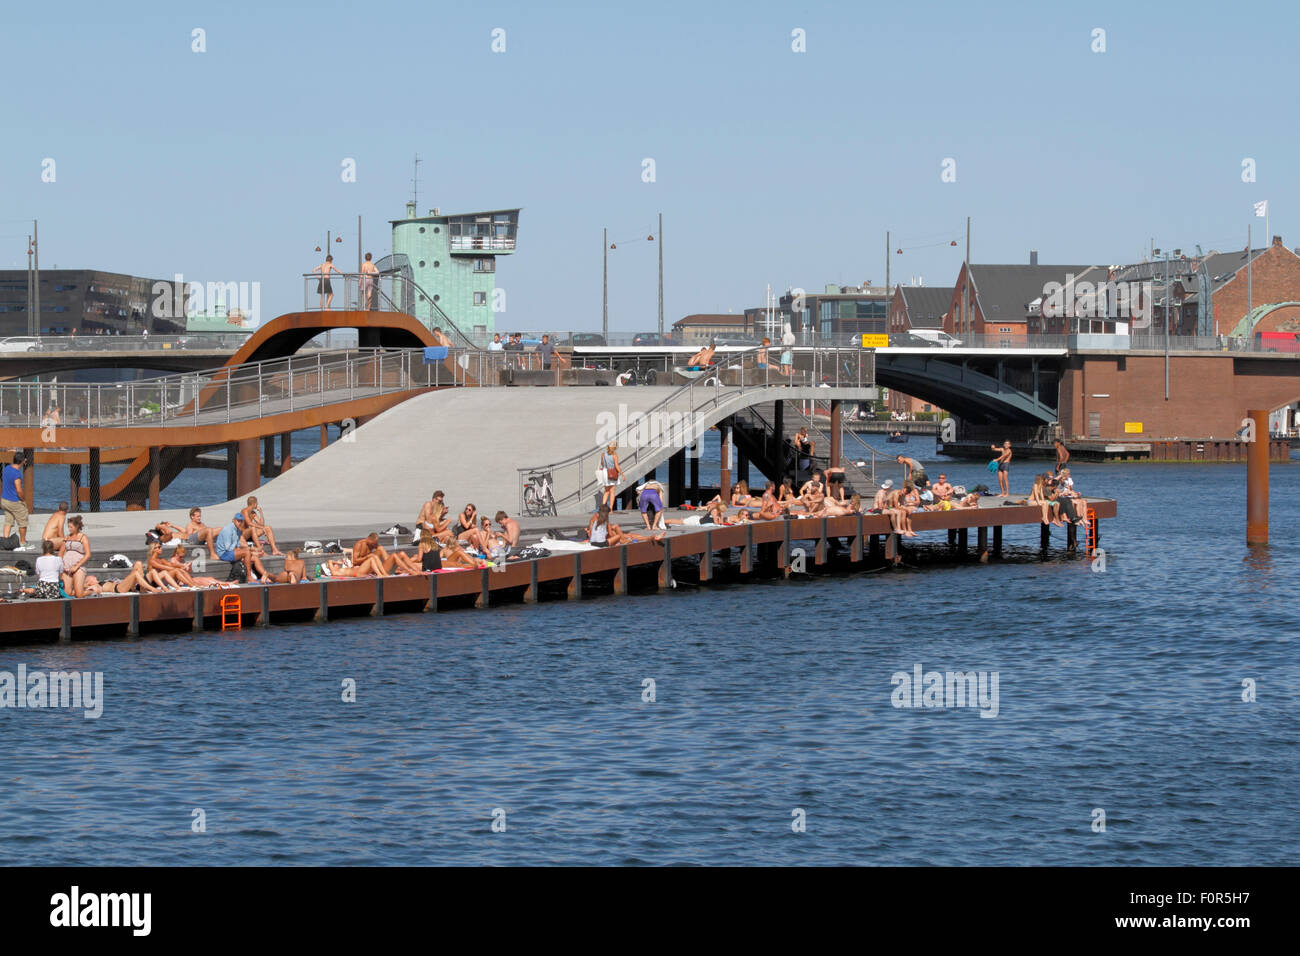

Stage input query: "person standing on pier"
[
  {"left": 1, "top": 453, "right": 31, "bottom": 551},
  {"left": 991, "top": 440, "right": 1012, "bottom": 496},
  {"left": 1053, "top": 439, "right": 1070, "bottom": 475},
  {"left": 896, "top": 454, "right": 927, "bottom": 488}
]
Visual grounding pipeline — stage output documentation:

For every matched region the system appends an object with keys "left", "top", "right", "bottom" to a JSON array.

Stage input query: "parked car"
[
  {"left": 908, "top": 329, "right": 963, "bottom": 348},
  {"left": 632, "top": 332, "right": 663, "bottom": 346},
  {"left": 570, "top": 333, "right": 608, "bottom": 347},
  {"left": 712, "top": 332, "right": 761, "bottom": 347},
  {"left": 889, "top": 331, "right": 935, "bottom": 348},
  {"left": 0, "top": 336, "right": 42, "bottom": 352}
]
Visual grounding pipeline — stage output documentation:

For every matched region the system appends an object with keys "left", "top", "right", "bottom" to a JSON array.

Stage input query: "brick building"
[
  {"left": 887, "top": 285, "right": 953, "bottom": 416},
  {"left": 945, "top": 261, "right": 1095, "bottom": 341}
]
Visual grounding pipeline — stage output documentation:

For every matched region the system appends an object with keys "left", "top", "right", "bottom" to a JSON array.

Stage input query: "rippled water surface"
[{"left": 3, "top": 457, "right": 1297, "bottom": 865}]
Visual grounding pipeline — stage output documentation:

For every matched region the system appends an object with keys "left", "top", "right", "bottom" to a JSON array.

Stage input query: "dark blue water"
[{"left": 3, "top": 448, "right": 1298, "bottom": 865}]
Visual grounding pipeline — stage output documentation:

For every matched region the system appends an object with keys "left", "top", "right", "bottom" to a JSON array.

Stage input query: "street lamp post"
[{"left": 1153, "top": 246, "right": 1181, "bottom": 400}]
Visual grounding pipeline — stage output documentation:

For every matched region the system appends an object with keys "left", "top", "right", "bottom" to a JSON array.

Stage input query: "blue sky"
[{"left": 1, "top": 0, "right": 1293, "bottom": 329}]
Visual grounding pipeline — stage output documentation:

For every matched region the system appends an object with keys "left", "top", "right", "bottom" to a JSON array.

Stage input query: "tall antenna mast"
[{"left": 411, "top": 153, "right": 422, "bottom": 209}]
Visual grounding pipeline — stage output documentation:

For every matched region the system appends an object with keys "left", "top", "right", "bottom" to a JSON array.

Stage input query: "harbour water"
[{"left": 2, "top": 449, "right": 1297, "bottom": 865}]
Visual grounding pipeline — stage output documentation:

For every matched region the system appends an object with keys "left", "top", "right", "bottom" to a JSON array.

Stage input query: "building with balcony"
[
  {"left": 0, "top": 270, "right": 188, "bottom": 338},
  {"left": 390, "top": 202, "right": 519, "bottom": 338}
]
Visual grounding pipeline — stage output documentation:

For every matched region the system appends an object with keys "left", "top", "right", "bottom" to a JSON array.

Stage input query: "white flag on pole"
[{"left": 1254, "top": 200, "right": 1268, "bottom": 217}]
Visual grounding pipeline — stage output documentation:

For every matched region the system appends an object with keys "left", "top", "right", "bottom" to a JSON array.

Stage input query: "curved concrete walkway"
[{"left": 35, "top": 384, "right": 871, "bottom": 548}]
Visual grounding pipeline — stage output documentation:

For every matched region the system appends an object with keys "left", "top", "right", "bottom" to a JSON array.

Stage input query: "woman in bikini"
[
  {"left": 145, "top": 541, "right": 185, "bottom": 590},
  {"left": 59, "top": 515, "right": 93, "bottom": 597},
  {"left": 85, "top": 560, "right": 162, "bottom": 595},
  {"left": 439, "top": 540, "right": 483, "bottom": 570}
]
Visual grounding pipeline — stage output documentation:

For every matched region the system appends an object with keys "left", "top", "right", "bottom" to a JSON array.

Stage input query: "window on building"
[
  {"left": 473, "top": 258, "right": 495, "bottom": 273},
  {"left": 473, "top": 292, "right": 487, "bottom": 306}
]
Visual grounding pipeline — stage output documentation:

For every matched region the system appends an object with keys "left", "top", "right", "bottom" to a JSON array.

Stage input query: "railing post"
[{"left": 288, "top": 355, "right": 294, "bottom": 411}]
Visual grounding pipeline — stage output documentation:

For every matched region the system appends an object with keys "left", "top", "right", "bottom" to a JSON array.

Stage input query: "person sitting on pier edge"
[
  {"left": 215, "top": 514, "right": 269, "bottom": 583},
  {"left": 353, "top": 532, "right": 421, "bottom": 575},
  {"left": 896, "top": 454, "right": 927, "bottom": 488},
  {"left": 439, "top": 539, "right": 485, "bottom": 570},
  {"left": 24, "top": 541, "right": 64, "bottom": 600},
  {"left": 930, "top": 474, "right": 954, "bottom": 502},
  {"left": 588, "top": 503, "right": 664, "bottom": 542},
  {"left": 417, "top": 532, "right": 442, "bottom": 571},
  {"left": 180, "top": 506, "right": 222, "bottom": 561},
  {"left": 758, "top": 482, "right": 783, "bottom": 520},
  {"left": 495, "top": 511, "right": 522, "bottom": 554},
  {"left": 777, "top": 478, "right": 798, "bottom": 511},
  {"left": 41, "top": 501, "right": 70, "bottom": 552},
  {"left": 271, "top": 548, "right": 307, "bottom": 584},
  {"left": 867, "top": 479, "right": 893, "bottom": 514},
  {"left": 452, "top": 502, "right": 479, "bottom": 539},
  {"left": 799, "top": 469, "right": 826, "bottom": 511},
  {"left": 884, "top": 482, "right": 918, "bottom": 538},
  {"left": 241, "top": 496, "right": 283, "bottom": 557}
]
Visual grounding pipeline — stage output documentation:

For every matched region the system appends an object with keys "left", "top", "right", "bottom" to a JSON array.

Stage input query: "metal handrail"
[
  {"left": 515, "top": 345, "right": 877, "bottom": 513},
  {"left": 0, "top": 347, "right": 504, "bottom": 429}
]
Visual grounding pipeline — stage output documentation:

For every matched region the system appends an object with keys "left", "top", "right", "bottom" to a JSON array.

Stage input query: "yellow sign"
[
  {"left": 1124, "top": 422, "right": 1143, "bottom": 433},
  {"left": 861, "top": 334, "right": 889, "bottom": 348}
]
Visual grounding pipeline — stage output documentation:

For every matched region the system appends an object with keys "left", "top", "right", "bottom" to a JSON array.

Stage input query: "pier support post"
[
  {"left": 373, "top": 577, "right": 385, "bottom": 616},
  {"left": 315, "top": 581, "right": 329, "bottom": 622},
  {"left": 476, "top": 568, "right": 490, "bottom": 609},
  {"left": 816, "top": 518, "right": 828, "bottom": 565},
  {"left": 774, "top": 400, "right": 785, "bottom": 475},
  {"left": 742, "top": 523, "right": 755, "bottom": 573},
  {"left": 689, "top": 445, "right": 699, "bottom": 503},
  {"left": 69, "top": 463, "right": 82, "bottom": 513},
  {"left": 59, "top": 600, "right": 72, "bottom": 643},
  {"left": 947, "top": 529, "right": 958, "bottom": 550},
  {"left": 616, "top": 546, "right": 629, "bottom": 594},
  {"left": 192, "top": 591, "right": 203, "bottom": 632},
  {"left": 829, "top": 400, "right": 842, "bottom": 469},
  {"left": 21, "top": 448, "right": 34, "bottom": 512},
  {"left": 977, "top": 526, "right": 989, "bottom": 562},
  {"left": 700, "top": 531, "right": 713, "bottom": 582},
  {"left": 522, "top": 561, "right": 538, "bottom": 604},
  {"left": 236, "top": 438, "right": 259, "bottom": 497},
  {"left": 88, "top": 448, "right": 101, "bottom": 513},
  {"left": 993, "top": 525, "right": 1002, "bottom": 558},
  {"left": 262, "top": 436, "right": 275, "bottom": 479},
  {"left": 259, "top": 586, "right": 270, "bottom": 627},
  {"left": 225, "top": 442, "right": 238, "bottom": 501},
  {"left": 658, "top": 536, "right": 674, "bottom": 589},
  {"left": 668, "top": 449, "right": 685, "bottom": 506},
  {"left": 851, "top": 516, "right": 864, "bottom": 563},
  {"left": 1247, "top": 408, "right": 1269, "bottom": 545},
  {"left": 280, "top": 432, "right": 292, "bottom": 474},
  {"left": 426, "top": 574, "right": 439, "bottom": 612},
  {"left": 869, "top": 534, "right": 880, "bottom": 560},
  {"left": 127, "top": 593, "right": 140, "bottom": 638},
  {"left": 1066, "top": 523, "right": 1077, "bottom": 552},
  {"left": 320, "top": 424, "right": 330, "bottom": 451},
  {"left": 958, "top": 527, "right": 968, "bottom": 555},
  {"left": 719, "top": 421, "right": 732, "bottom": 502},
  {"left": 780, "top": 519, "right": 792, "bottom": 577},
  {"left": 568, "top": 553, "right": 583, "bottom": 599},
  {"left": 885, "top": 533, "right": 899, "bottom": 564},
  {"left": 148, "top": 447, "right": 161, "bottom": 510},
  {"left": 1039, "top": 523, "right": 1051, "bottom": 551}
]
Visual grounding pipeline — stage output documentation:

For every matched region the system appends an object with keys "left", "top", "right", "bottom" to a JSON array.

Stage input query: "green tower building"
[{"left": 390, "top": 201, "right": 519, "bottom": 340}]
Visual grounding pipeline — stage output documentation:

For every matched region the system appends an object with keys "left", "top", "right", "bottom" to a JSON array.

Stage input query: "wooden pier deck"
[{"left": 0, "top": 500, "right": 1116, "bottom": 644}]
